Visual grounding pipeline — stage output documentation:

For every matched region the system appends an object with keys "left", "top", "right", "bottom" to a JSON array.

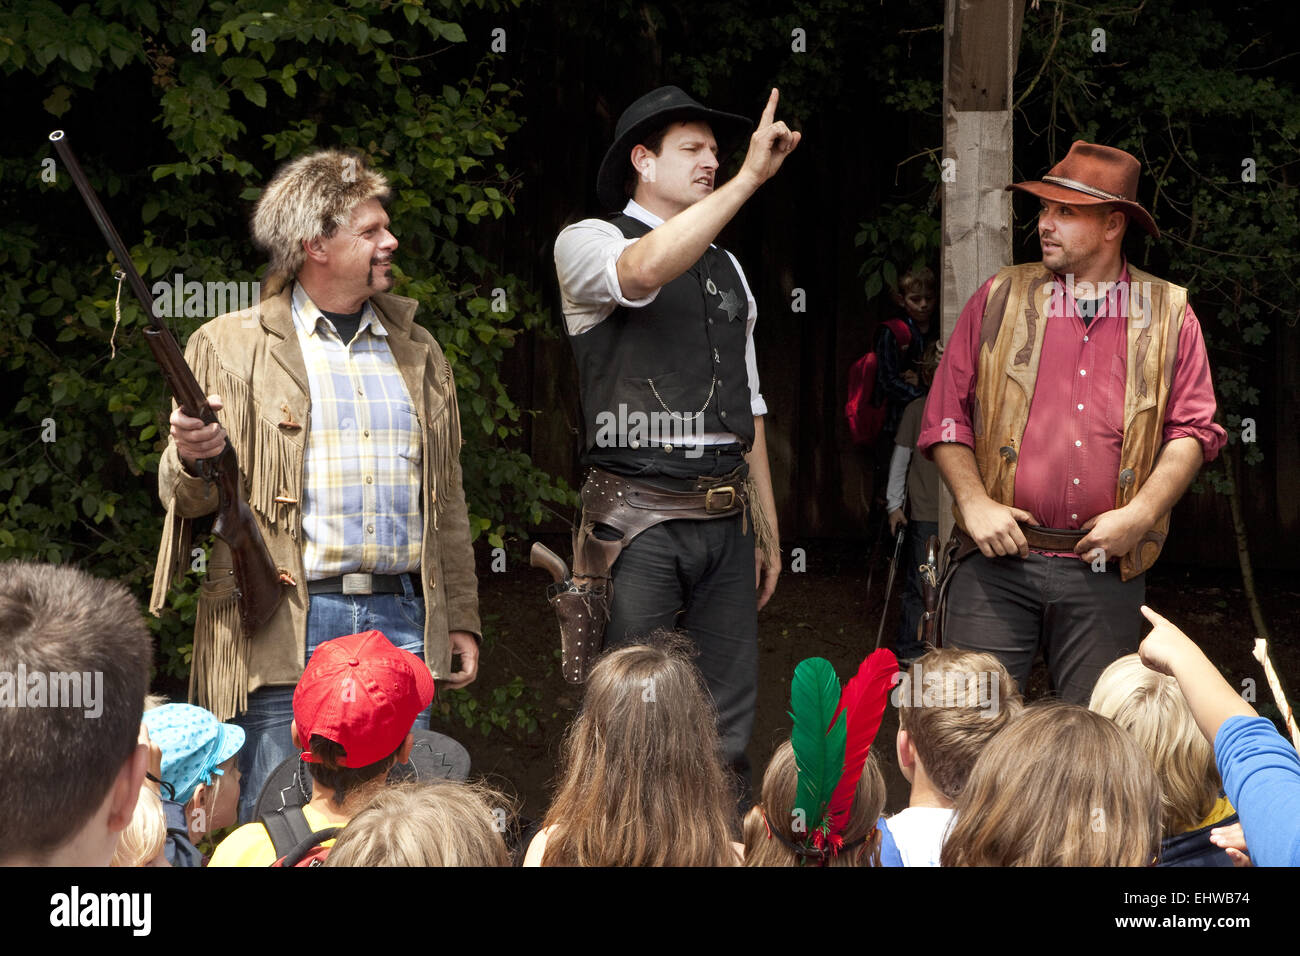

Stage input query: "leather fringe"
[
  {"left": 425, "top": 357, "right": 458, "bottom": 531},
  {"left": 188, "top": 330, "right": 301, "bottom": 537},
  {"left": 189, "top": 587, "right": 249, "bottom": 723},
  {"left": 150, "top": 506, "right": 192, "bottom": 616},
  {"left": 745, "top": 475, "right": 780, "bottom": 565}
]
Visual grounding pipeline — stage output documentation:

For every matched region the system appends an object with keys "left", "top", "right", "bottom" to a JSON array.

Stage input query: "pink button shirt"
[{"left": 918, "top": 262, "right": 1227, "bottom": 537}]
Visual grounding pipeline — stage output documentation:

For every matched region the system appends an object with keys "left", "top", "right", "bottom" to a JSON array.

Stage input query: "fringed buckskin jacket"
[{"left": 150, "top": 285, "right": 481, "bottom": 721}]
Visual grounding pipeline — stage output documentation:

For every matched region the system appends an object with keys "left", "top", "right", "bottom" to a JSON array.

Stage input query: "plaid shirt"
[{"left": 291, "top": 283, "right": 422, "bottom": 579}]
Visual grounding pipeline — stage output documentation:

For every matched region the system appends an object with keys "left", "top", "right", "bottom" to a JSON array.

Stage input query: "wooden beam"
[{"left": 938, "top": 0, "right": 1024, "bottom": 550}]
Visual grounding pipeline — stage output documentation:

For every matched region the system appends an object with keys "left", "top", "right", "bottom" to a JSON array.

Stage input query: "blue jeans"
[{"left": 233, "top": 573, "right": 430, "bottom": 823}]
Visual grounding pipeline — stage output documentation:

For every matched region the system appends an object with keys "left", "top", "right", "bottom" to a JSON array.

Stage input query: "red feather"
[{"left": 825, "top": 649, "right": 899, "bottom": 836}]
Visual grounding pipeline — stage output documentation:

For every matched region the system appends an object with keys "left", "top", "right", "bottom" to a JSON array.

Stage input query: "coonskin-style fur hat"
[{"left": 251, "top": 149, "right": 390, "bottom": 293}]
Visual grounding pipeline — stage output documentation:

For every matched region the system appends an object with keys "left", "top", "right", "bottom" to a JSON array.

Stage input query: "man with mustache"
[
  {"left": 154, "top": 151, "right": 480, "bottom": 820},
  {"left": 918, "top": 142, "right": 1226, "bottom": 703}
]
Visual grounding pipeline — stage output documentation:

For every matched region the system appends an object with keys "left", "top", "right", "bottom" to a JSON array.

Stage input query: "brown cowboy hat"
[{"left": 1006, "top": 141, "right": 1159, "bottom": 238}]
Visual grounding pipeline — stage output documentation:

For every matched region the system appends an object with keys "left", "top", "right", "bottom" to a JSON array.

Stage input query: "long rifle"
[{"left": 49, "top": 130, "right": 283, "bottom": 637}]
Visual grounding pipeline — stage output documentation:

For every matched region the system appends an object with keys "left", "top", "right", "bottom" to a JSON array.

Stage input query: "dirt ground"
[{"left": 452, "top": 533, "right": 1300, "bottom": 823}]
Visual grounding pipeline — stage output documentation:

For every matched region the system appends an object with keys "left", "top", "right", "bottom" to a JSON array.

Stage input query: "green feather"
[{"left": 789, "top": 658, "right": 848, "bottom": 837}]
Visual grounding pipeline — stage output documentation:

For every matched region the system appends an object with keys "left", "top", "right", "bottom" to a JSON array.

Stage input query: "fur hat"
[{"left": 251, "top": 149, "right": 391, "bottom": 290}]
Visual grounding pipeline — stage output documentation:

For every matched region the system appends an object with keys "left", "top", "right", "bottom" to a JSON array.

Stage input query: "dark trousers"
[
  {"left": 943, "top": 552, "right": 1145, "bottom": 704},
  {"left": 602, "top": 514, "right": 758, "bottom": 801}
]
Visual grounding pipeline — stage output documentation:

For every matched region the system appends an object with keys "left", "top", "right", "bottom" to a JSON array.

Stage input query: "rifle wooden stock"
[{"left": 50, "top": 129, "right": 283, "bottom": 637}]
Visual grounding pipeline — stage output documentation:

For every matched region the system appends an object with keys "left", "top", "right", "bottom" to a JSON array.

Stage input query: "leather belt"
[
  {"left": 955, "top": 524, "right": 1086, "bottom": 553},
  {"left": 619, "top": 478, "right": 746, "bottom": 517},
  {"left": 307, "top": 572, "right": 421, "bottom": 596}
]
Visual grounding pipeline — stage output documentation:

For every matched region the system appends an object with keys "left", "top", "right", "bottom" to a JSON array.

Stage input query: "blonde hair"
[
  {"left": 539, "top": 640, "right": 739, "bottom": 866},
  {"left": 1089, "top": 653, "right": 1221, "bottom": 834},
  {"left": 941, "top": 702, "right": 1162, "bottom": 867},
  {"left": 323, "top": 781, "right": 510, "bottom": 867},
  {"left": 251, "top": 149, "right": 390, "bottom": 293},
  {"left": 111, "top": 786, "right": 167, "bottom": 867},
  {"left": 897, "top": 648, "right": 1022, "bottom": 801},
  {"left": 742, "top": 741, "right": 885, "bottom": 867}
]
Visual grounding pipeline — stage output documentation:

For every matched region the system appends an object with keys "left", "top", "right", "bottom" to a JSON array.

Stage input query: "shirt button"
[
  {"left": 1074, "top": 440, "right": 1082, "bottom": 447},
  {"left": 720, "top": 410, "right": 728, "bottom": 419},
  {"left": 366, "top": 476, "right": 373, "bottom": 484},
  {"left": 1077, "top": 403, "right": 1084, "bottom": 411},
  {"left": 1071, "top": 513, "right": 1078, "bottom": 521},
  {"left": 364, "top": 429, "right": 370, "bottom": 437},
  {"left": 1079, "top": 369, "right": 1087, "bottom": 377},
  {"left": 1083, "top": 335, "right": 1090, "bottom": 342},
  {"left": 357, "top": 387, "right": 364, "bottom": 396},
  {"left": 1073, "top": 478, "right": 1080, "bottom": 485},
  {"left": 707, "top": 317, "right": 714, "bottom": 325},
  {"left": 367, "top": 524, "right": 375, "bottom": 534}
]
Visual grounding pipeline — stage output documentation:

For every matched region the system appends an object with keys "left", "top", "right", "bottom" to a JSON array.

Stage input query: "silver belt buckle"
[{"left": 341, "top": 572, "right": 373, "bottom": 596}]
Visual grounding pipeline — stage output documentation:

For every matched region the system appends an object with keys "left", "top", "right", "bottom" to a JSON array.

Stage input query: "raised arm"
[{"left": 616, "top": 88, "right": 801, "bottom": 299}]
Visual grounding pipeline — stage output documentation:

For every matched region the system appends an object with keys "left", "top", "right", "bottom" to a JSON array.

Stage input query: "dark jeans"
[
  {"left": 602, "top": 514, "right": 758, "bottom": 802},
  {"left": 943, "top": 552, "right": 1145, "bottom": 704},
  {"left": 896, "top": 519, "right": 939, "bottom": 662}
]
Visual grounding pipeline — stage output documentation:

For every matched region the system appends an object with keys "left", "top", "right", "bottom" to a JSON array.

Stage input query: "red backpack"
[{"left": 845, "top": 318, "right": 912, "bottom": 446}]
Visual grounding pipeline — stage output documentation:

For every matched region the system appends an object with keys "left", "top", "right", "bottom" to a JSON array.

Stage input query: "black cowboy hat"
[{"left": 595, "top": 85, "right": 754, "bottom": 211}]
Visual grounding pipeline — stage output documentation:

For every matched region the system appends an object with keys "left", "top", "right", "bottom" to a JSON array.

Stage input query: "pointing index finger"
[{"left": 759, "top": 87, "right": 778, "bottom": 127}]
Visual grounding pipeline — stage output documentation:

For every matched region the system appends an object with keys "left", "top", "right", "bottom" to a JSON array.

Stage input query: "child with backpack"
[
  {"left": 208, "top": 630, "right": 431, "bottom": 866},
  {"left": 845, "top": 266, "right": 939, "bottom": 500}
]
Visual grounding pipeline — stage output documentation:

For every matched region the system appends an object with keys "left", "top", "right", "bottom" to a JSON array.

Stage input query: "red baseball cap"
[{"left": 293, "top": 630, "right": 436, "bottom": 768}]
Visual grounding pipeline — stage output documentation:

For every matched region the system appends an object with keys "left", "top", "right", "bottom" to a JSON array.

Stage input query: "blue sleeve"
[
  {"left": 875, "top": 326, "right": 924, "bottom": 403},
  {"left": 1214, "top": 715, "right": 1300, "bottom": 867},
  {"left": 877, "top": 816, "right": 904, "bottom": 867}
]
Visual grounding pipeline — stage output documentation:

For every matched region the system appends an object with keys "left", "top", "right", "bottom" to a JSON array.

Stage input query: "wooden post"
[{"left": 938, "top": 0, "right": 1024, "bottom": 549}]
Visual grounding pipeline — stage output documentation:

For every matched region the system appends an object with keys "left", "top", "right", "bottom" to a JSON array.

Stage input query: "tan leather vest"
[{"left": 958, "top": 263, "right": 1186, "bottom": 581}]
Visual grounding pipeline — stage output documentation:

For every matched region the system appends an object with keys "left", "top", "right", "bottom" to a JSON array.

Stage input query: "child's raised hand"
[{"left": 1137, "top": 605, "right": 1199, "bottom": 677}]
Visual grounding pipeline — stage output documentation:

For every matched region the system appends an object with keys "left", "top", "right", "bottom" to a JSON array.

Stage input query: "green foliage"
[
  {"left": 437, "top": 675, "right": 543, "bottom": 737},
  {"left": 855, "top": 198, "right": 942, "bottom": 300},
  {"left": 1, "top": 0, "right": 573, "bottom": 678}
]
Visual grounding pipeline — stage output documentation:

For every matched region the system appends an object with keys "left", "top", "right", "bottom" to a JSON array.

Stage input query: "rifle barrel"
[{"left": 48, "top": 131, "right": 162, "bottom": 333}]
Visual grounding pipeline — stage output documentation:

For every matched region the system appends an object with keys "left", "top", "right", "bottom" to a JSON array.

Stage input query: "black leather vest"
[{"left": 567, "top": 215, "right": 755, "bottom": 475}]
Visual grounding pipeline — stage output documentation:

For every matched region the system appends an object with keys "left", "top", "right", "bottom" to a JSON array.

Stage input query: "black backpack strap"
[
  {"left": 261, "top": 804, "right": 316, "bottom": 860},
  {"left": 278, "top": 827, "right": 341, "bottom": 868}
]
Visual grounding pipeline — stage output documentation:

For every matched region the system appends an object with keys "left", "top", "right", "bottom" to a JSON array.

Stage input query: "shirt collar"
[
  {"left": 291, "top": 282, "right": 387, "bottom": 339},
  {"left": 1048, "top": 256, "right": 1133, "bottom": 320}
]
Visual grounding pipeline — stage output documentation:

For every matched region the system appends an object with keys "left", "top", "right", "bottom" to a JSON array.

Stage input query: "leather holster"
[{"left": 556, "top": 467, "right": 749, "bottom": 683}]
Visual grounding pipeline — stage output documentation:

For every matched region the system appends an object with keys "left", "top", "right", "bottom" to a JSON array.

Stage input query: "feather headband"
[{"left": 787, "top": 649, "right": 899, "bottom": 862}]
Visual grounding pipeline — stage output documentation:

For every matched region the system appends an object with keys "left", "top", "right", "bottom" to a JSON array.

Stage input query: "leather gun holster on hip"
[{"left": 555, "top": 466, "right": 749, "bottom": 683}]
